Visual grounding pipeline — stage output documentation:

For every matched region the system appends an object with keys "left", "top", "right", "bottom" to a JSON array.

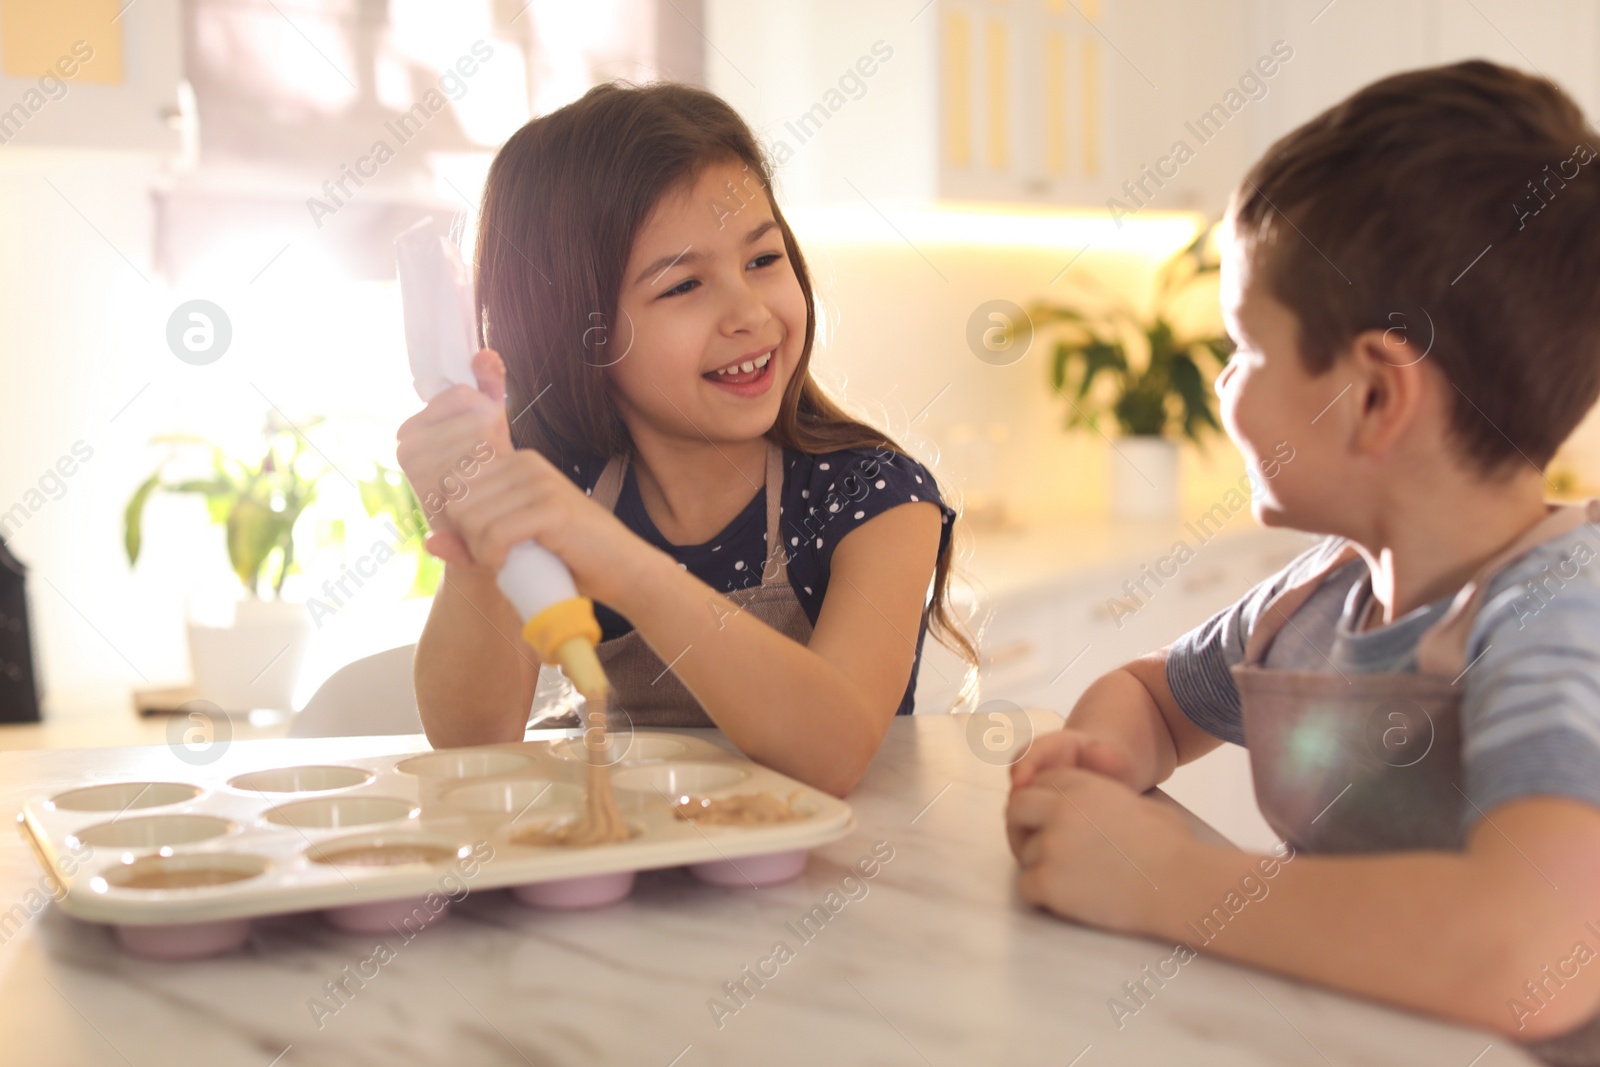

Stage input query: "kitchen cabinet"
[
  {"left": 935, "top": 0, "right": 1109, "bottom": 204},
  {"left": 0, "top": 0, "right": 182, "bottom": 153},
  {"left": 709, "top": 0, "right": 1600, "bottom": 217},
  {"left": 705, "top": 0, "right": 1263, "bottom": 211}
]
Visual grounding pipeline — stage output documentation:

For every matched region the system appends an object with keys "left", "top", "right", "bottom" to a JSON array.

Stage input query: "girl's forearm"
[
  {"left": 415, "top": 563, "right": 536, "bottom": 746},
  {"left": 614, "top": 550, "right": 891, "bottom": 796}
]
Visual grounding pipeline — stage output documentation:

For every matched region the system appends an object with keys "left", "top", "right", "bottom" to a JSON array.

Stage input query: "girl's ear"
[{"left": 473, "top": 347, "right": 507, "bottom": 404}]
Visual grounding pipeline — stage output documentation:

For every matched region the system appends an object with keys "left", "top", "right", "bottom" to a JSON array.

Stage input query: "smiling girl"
[{"left": 396, "top": 83, "right": 973, "bottom": 796}]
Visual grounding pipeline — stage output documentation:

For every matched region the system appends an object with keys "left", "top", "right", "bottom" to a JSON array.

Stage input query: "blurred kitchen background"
[{"left": 2, "top": 0, "right": 1597, "bottom": 846}]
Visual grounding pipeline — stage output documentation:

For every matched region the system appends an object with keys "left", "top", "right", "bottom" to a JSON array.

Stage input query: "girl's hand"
[
  {"left": 395, "top": 348, "right": 659, "bottom": 604},
  {"left": 439, "top": 444, "right": 660, "bottom": 607},
  {"left": 1006, "top": 767, "right": 1195, "bottom": 933},
  {"left": 1010, "top": 727, "right": 1139, "bottom": 791},
  {"left": 395, "top": 347, "right": 517, "bottom": 570}
]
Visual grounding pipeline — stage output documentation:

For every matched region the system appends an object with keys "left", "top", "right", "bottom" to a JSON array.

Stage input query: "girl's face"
[
  {"left": 607, "top": 158, "right": 806, "bottom": 448},
  {"left": 1215, "top": 230, "right": 1357, "bottom": 531}
]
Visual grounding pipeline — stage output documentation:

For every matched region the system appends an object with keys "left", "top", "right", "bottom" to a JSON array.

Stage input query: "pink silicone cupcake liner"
[
  {"left": 511, "top": 870, "right": 637, "bottom": 909},
  {"left": 115, "top": 919, "right": 253, "bottom": 959},
  {"left": 690, "top": 849, "right": 809, "bottom": 887}
]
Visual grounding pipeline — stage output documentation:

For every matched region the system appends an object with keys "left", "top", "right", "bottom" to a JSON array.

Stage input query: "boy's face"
[{"left": 1215, "top": 231, "right": 1361, "bottom": 532}]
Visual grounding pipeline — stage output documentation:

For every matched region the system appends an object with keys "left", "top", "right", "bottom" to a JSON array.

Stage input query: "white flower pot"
[
  {"left": 186, "top": 598, "right": 312, "bottom": 712},
  {"left": 1110, "top": 436, "right": 1180, "bottom": 520}
]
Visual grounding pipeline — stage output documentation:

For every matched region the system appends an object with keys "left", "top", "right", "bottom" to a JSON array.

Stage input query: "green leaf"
[
  {"left": 1114, "top": 385, "right": 1168, "bottom": 436},
  {"left": 1168, "top": 353, "right": 1222, "bottom": 444},
  {"left": 123, "top": 420, "right": 346, "bottom": 598},
  {"left": 168, "top": 477, "right": 225, "bottom": 495},
  {"left": 1077, "top": 340, "right": 1125, "bottom": 400},
  {"left": 1028, "top": 304, "right": 1092, "bottom": 327},
  {"left": 1197, "top": 337, "right": 1235, "bottom": 365},
  {"left": 122, "top": 472, "right": 162, "bottom": 566},
  {"left": 409, "top": 550, "right": 444, "bottom": 599},
  {"left": 273, "top": 532, "right": 296, "bottom": 597},
  {"left": 358, "top": 470, "right": 410, "bottom": 520},
  {"left": 357, "top": 476, "right": 385, "bottom": 518},
  {"left": 1147, "top": 316, "right": 1175, "bottom": 353},
  {"left": 1029, "top": 222, "right": 1230, "bottom": 447},
  {"left": 225, "top": 495, "right": 286, "bottom": 596}
]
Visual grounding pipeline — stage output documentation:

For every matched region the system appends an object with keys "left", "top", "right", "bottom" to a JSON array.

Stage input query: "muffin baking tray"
[{"left": 17, "top": 732, "right": 854, "bottom": 958}]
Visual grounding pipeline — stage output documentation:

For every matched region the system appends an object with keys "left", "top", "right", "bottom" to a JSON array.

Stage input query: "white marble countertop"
[{"left": 0, "top": 713, "right": 1524, "bottom": 1067}]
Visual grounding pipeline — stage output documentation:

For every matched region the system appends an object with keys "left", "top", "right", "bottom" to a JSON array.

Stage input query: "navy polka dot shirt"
[{"left": 563, "top": 446, "right": 954, "bottom": 715}]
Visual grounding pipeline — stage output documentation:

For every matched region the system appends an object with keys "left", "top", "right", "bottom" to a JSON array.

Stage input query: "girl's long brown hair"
[{"left": 474, "top": 81, "right": 977, "bottom": 672}]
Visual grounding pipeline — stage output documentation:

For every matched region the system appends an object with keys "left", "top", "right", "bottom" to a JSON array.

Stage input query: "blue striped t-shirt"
[{"left": 1166, "top": 526, "right": 1600, "bottom": 837}]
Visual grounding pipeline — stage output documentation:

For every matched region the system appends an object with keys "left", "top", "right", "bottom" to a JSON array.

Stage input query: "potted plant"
[
  {"left": 1027, "top": 226, "right": 1232, "bottom": 518},
  {"left": 124, "top": 416, "right": 327, "bottom": 712},
  {"left": 354, "top": 462, "right": 444, "bottom": 601}
]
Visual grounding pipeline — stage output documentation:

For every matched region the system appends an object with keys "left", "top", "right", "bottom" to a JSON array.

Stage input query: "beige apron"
[
  {"left": 1232, "top": 499, "right": 1600, "bottom": 1065},
  {"left": 588, "top": 442, "right": 814, "bottom": 728}
]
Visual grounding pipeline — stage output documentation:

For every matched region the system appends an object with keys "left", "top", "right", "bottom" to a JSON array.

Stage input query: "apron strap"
[
  {"left": 1243, "top": 540, "right": 1363, "bottom": 666},
  {"left": 1242, "top": 499, "right": 1600, "bottom": 674},
  {"left": 585, "top": 442, "right": 790, "bottom": 588},
  {"left": 759, "top": 442, "right": 787, "bottom": 586},
  {"left": 590, "top": 453, "right": 629, "bottom": 511},
  {"left": 1415, "top": 497, "right": 1600, "bottom": 676}
]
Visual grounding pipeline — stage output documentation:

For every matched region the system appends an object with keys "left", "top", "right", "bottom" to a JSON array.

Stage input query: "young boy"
[{"left": 1008, "top": 60, "right": 1600, "bottom": 1061}]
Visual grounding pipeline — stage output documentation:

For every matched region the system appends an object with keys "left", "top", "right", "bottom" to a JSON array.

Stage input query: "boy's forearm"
[
  {"left": 415, "top": 563, "right": 535, "bottom": 746},
  {"left": 1150, "top": 844, "right": 1485, "bottom": 1019},
  {"left": 1141, "top": 836, "right": 1568, "bottom": 1038},
  {"left": 1065, "top": 667, "right": 1180, "bottom": 791}
]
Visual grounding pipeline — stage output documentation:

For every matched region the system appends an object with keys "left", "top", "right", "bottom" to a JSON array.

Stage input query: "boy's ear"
[{"left": 1345, "top": 326, "right": 1430, "bottom": 459}]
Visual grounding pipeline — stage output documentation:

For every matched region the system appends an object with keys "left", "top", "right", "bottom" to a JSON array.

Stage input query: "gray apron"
[
  {"left": 1233, "top": 498, "right": 1600, "bottom": 1065},
  {"left": 588, "top": 442, "right": 814, "bottom": 728}
]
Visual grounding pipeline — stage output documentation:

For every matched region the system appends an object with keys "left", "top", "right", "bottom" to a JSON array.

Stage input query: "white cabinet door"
[
  {"left": 711, "top": 0, "right": 1600, "bottom": 213},
  {"left": 931, "top": 0, "right": 1287, "bottom": 215},
  {"left": 935, "top": 0, "right": 1110, "bottom": 204}
]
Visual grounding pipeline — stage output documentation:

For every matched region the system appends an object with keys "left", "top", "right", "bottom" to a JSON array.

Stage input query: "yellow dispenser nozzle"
[
  {"left": 553, "top": 637, "right": 608, "bottom": 702},
  {"left": 520, "top": 596, "right": 608, "bottom": 700}
]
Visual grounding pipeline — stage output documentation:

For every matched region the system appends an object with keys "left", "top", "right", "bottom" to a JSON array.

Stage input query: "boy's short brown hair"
[{"left": 1230, "top": 60, "right": 1600, "bottom": 472}]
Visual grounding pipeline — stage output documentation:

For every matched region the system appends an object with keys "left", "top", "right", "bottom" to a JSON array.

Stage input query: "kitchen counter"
[
  {"left": 0, "top": 713, "right": 1521, "bottom": 1066},
  {"left": 951, "top": 510, "right": 1314, "bottom": 605}
]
